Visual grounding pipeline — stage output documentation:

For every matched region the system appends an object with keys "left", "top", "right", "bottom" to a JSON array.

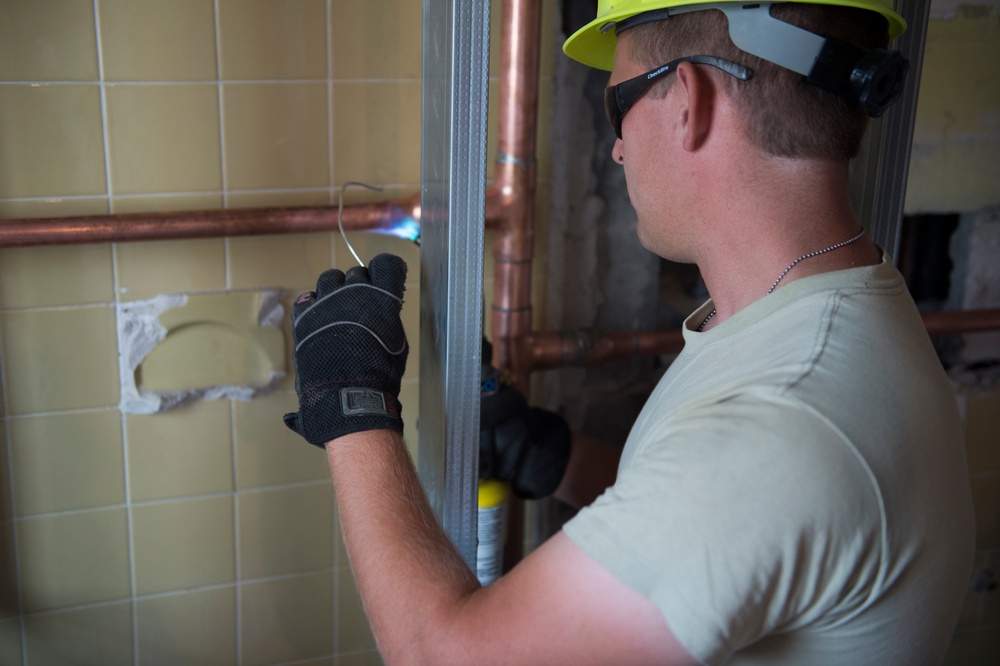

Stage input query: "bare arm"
[{"left": 328, "top": 429, "right": 696, "bottom": 666}]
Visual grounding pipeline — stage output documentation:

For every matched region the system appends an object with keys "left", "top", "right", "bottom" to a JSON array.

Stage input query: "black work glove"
[
  {"left": 283, "top": 253, "right": 408, "bottom": 448},
  {"left": 480, "top": 339, "right": 571, "bottom": 499}
]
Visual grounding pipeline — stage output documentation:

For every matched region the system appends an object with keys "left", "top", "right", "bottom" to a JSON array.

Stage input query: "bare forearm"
[{"left": 327, "top": 430, "right": 480, "bottom": 664}]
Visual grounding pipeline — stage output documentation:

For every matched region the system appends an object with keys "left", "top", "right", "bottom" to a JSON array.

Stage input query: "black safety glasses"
[{"left": 604, "top": 55, "right": 753, "bottom": 139}]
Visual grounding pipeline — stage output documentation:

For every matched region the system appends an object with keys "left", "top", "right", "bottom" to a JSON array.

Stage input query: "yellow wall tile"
[
  {"left": 132, "top": 496, "right": 235, "bottom": 595},
  {"left": 136, "top": 587, "right": 237, "bottom": 665},
  {"left": 228, "top": 232, "right": 332, "bottom": 291},
  {"left": 23, "top": 602, "right": 133, "bottom": 664},
  {"left": 218, "top": 0, "right": 327, "bottom": 80},
  {"left": 223, "top": 83, "right": 330, "bottom": 190},
  {"left": 9, "top": 410, "right": 125, "bottom": 516},
  {"left": 0, "top": 520, "right": 18, "bottom": 619},
  {"left": 0, "top": 0, "right": 98, "bottom": 81},
  {"left": 336, "top": 568, "right": 375, "bottom": 654},
  {"left": 0, "top": 618, "right": 21, "bottom": 665},
  {"left": 112, "top": 193, "right": 223, "bottom": 215},
  {"left": 227, "top": 190, "right": 331, "bottom": 208},
  {"left": 330, "top": 0, "right": 422, "bottom": 79},
  {"left": 240, "top": 572, "right": 333, "bottom": 665},
  {"left": 238, "top": 484, "right": 333, "bottom": 579},
  {"left": 0, "top": 196, "right": 107, "bottom": 220},
  {"left": 0, "top": 244, "right": 113, "bottom": 309},
  {"left": 234, "top": 392, "right": 329, "bottom": 489},
  {"left": 1, "top": 307, "right": 120, "bottom": 415},
  {"left": 106, "top": 84, "right": 222, "bottom": 195},
  {"left": 0, "top": 85, "right": 106, "bottom": 198},
  {"left": 332, "top": 81, "right": 421, "bottom": 185},
  {"left": 17, "top": 508, "right": 130, "bottom": 612},
  {"left": 99, "top": 0, "right": 218, "bottom": 81},
  {"left": 126, "top": 399, "right": 234, "bottom": 502},
  {"left": 116, "top": 238, "right": 227, "bottom": 301}
]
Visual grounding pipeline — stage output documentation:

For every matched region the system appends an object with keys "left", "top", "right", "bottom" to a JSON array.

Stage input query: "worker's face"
[{"left": 608, "top": 35, "right": 680, "bottom": 258}]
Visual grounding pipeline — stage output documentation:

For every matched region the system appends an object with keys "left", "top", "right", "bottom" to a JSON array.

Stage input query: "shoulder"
[{"left": 566, "top": 396, "right": 885, "bottom": 660}]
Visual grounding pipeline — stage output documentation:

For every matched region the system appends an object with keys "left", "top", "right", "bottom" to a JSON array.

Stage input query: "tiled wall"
[{"left": 0, "top": 1, "right": 555, "bottom": 664}]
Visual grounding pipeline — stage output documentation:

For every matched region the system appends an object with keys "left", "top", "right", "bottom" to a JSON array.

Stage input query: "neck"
[{"left": 692, "top": 157, "right": 880, "bottom": 328}]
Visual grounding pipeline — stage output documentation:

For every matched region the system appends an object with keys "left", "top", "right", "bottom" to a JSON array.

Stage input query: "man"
[{"left": 284, "top": 1, "right": 975, "bottom": 663}]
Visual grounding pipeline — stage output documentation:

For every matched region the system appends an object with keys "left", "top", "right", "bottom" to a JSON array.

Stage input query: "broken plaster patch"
[{"left": 118, "top": 290, "right": 286, "bottom": 414}]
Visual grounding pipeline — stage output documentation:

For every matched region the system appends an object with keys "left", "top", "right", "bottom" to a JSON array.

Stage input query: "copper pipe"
[
  {"left": 0, "top": 190, "right": 506, "bottom": 248},
  {"left": 492, "top": 0, "right": 542, "bottom": 392},
  {"left": 519, "top": 309, "right": 1000, "bottom": 375},
  {"left": 0, "top": 195, "right": 424, "bottom": 248},
  {"left": 527, "top": 329, "right": 687, "bottom": 370},
  {"left": 922, "top": 308, "right": 1000, "bottom": 335},
  {"left": 493, "top": 0, "right": 542, "bottom": 573}
]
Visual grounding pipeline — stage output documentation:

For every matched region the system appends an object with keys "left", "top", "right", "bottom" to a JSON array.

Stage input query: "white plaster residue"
[{"left": 118, "top": 290, "right": 286, "bottom": 414}]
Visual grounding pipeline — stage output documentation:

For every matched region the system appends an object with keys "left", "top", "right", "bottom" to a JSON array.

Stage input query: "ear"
[{"left": 673, "top": 61, "right": 715, "bottom": 152}]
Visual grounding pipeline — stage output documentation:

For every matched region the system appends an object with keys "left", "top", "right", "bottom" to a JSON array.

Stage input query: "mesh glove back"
[{"left": 283, "top": 253, "right": 408, "bottom": 448}]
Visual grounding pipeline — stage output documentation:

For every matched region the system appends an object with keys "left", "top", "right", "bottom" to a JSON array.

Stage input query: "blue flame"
[{"left": 372, "top": 216, "right": 421, "bottom": 244}]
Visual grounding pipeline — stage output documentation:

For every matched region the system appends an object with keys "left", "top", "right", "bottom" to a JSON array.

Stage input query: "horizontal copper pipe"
[
  {"left": 922, "top": 308, "right": 1000, "bottom": 335},
  {"left": 525, "top": 308, "right": 1000, "bottom": 373},
  {"left": 0, "top": 193, "right": 505, "bottom": 248},
  {"left": 0, "top": 196, "right": 415, "bottom": 248},
  {"left": 526, "top": 329, "right": 686, "bottom": 371}
]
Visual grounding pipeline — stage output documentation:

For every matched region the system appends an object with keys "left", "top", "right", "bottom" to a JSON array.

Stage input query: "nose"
[{"left": 611, "top": 138, "right": 624, "bottom": 165}]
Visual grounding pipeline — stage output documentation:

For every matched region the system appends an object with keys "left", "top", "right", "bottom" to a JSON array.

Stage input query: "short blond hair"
[{"left": 627, "top": 3, "right": 890, "bottom": 159}]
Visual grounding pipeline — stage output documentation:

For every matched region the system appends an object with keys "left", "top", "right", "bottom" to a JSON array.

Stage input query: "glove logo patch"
[{"left": 341, "top": 388, "right": 395, "bottom": 418}]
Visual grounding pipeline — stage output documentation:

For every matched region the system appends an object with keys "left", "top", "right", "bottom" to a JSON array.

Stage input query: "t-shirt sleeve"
[{"left": 562, "top": 395, "right": 883, "bottom": 665}]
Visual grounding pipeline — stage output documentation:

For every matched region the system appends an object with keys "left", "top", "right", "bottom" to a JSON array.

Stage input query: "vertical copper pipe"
[
  {"left": 493, "top": 0, "right": 542, "bottom": 571},
  {"left": 492, "top": 0, "right": 542, "bottom": 393}
]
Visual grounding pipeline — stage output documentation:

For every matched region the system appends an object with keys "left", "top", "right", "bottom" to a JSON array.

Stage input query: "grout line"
[
  {"left": 230, "top": 400, "right": 243, "bottom": 666},
  {"left": 14, "top": 567, "right": 344, "bottom": 620},
  {"left": 326, "top": 0, "right": 336, "bottom": 210},
  {"left": 12, "top": 479, "right": 330, "bottom": 522},
  {"left": 325, "top": 7, "right": 340, "bottom": 656},
  {"left": 0, "top": 305, "right": 26, "bottom": 665},
  {"left": 1, "top": 393, "right": 297, "bottom": 423},
  {"left": 213, "top": 0, "right": 234, "bottom": 295},
  {"left": 91, "top": 1, "right": 140, "bottom": 662},
  {"left": 92, "top": 0, "right": 114, "bottom": 218},
  {"left": 0, "top": 302, "right": 118, "bottom": 314}
]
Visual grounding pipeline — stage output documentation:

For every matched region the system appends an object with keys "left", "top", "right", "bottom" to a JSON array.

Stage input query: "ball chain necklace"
[{"left": 697, "top": 229, "right": 866, "bottom": 332}]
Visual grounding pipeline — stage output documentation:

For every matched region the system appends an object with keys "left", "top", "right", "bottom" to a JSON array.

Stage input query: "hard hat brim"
[{"left": 562, "top": 0, "right": 907, "bottom": 71}]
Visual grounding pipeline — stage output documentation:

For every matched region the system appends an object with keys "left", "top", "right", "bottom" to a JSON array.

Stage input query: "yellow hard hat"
[{"left": 563, "top": 0, "right": 906, "bottom": 70}]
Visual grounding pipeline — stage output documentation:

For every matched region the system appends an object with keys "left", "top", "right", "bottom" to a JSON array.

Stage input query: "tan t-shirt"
[{"left": 564, "top": 255, "right": 975, "bottom": 665}]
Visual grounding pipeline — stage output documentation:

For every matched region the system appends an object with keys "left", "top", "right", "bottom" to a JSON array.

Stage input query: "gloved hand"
[
  {"left": 283, "top": 253, "right": 408, "bottom": 448},
  {"left": 480, "top": 339, "right": 571, "bottom": 499}
]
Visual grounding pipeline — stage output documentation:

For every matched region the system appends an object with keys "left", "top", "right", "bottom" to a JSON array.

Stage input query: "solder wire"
[{"left": 339, "top": 181, "right": 384, "bottom": 266}]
